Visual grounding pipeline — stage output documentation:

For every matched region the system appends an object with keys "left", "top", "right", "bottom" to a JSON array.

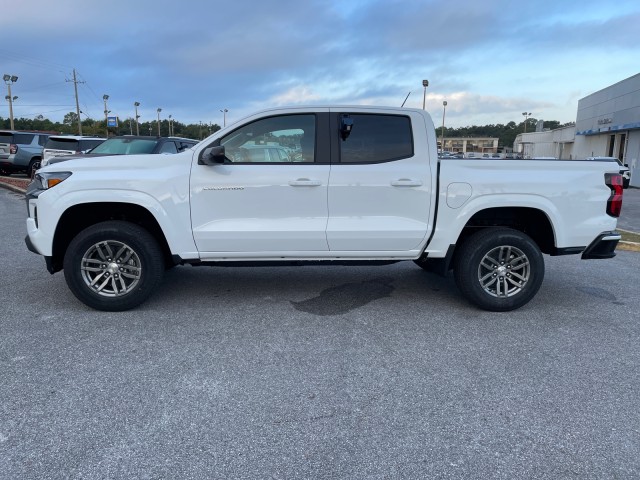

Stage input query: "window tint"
[
  {"left": 219, "top": 114, "right": 315, "bottom": 163},
  {"left": 45, "top": 138, "right": 79, "bottom": 151},
  {"left": 90, "top": 138, "right": 158, "bottom": 155},
  {"left": 79, "top": 139, "right": 104, "bottom": 151},
  {"left": 339, "top": 114, "right": 413, "bottom": 163},
  {"left": 14, "top": 133, "right": 35, "bottom": 145},
  {"left": 159, "top": 141, "right": 178, "bottom": 154},
  {"left": 178, "top": 141, "right": 195, "bottom": 152},
  {"left": 0, "top": 133, "right": 14, "bottom": 143},
  {"left": 37, "top": 135, "right": 49, "bottom": 146}
]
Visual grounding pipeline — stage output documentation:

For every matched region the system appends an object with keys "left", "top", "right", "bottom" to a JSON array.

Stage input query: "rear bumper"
[{"left": 581, "top": 231, "right": 620, "bottom": 259}]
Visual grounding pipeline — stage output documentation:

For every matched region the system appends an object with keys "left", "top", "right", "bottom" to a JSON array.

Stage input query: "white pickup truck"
[{"left": 25, "top": 106, "right": 624, "bottom": 312}]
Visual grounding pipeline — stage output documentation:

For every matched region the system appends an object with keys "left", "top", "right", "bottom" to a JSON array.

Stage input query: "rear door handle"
[
  {"left": 391, "top": 179, "right": 423, "bottom": 187},
  {"left": 289, "top": 178, "right": 322, "bottom": 187}
]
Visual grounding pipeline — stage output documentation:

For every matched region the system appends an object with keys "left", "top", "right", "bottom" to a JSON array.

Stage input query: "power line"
[{"left": 0, "top": 49, "right": 71, "bottom": 71}]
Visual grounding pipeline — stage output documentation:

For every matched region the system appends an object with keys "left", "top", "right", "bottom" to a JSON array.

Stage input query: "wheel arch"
[
  {"left": 50, "top": 202, "right": 173, "bottom": 273},
  {"left": 458, "top": 206, "right": 556, "bottom": 255}
]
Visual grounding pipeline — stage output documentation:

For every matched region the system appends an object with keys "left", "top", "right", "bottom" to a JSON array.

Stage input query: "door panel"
[
  {"left": 326, "top": 111, "right": 433, "bottom": 251},
  {"left": 190, "top": 112, "right": 330, "bottom": 253}
]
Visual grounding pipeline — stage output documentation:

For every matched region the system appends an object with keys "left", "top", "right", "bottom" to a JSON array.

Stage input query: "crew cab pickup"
[{"left": 24, "top": 106, "right": 624, "bottom": 312}]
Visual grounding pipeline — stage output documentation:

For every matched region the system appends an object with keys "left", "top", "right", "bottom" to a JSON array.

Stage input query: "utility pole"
[
  {"left": 66, "top": 69, "right": 85, "bottom": 135},
  {"left": 3, "top": 74, "right": 18, "bottom": 130},
  {"left": 422, "top": 80, "right": 429, "bottom": 110},
  {"left": 134, "top": 102, "right": 140, "bottom": 136},
  {"left": 103, "top": 94, "right": 110, "bottom": 137}
]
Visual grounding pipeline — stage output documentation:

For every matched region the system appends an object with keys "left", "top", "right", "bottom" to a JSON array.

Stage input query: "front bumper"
[{"left": 581, "top": 231, "right": 620, "bottom": 259}]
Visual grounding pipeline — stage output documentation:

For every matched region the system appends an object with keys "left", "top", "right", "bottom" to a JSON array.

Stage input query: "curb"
[{"left": 0, "top": 182, "right": 27, "bottom": 195}]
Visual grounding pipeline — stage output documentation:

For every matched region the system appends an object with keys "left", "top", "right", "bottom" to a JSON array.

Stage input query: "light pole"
[
  {"left": 441, "top": 100, "right": 447, "bottom": 154},
  {"left": 156, "top": 108, "right": 162, "bottom": 136},
  {"left": 3, "top": 74, "right": 18, "bottom": 130},
  {"left": 168, "top": 115, "right": 173, "bottom": 136},
  {"left": 134, "top": 102, "right": 140, "bottom": 135},
  {"left": 103, "top": 94, "right": 110, "bottom": 137},
  {"left": 522, "top": 111, "right": 532, "bottom": 133},
  {"left": 220, "top": 108, "right": 228, "bottom": 127},
  {"left": 422, "top": 80, "right": 429, "bottom": 110}
]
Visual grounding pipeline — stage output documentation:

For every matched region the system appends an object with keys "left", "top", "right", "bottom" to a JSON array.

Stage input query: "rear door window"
[{"left": 338, "top": 114, "right": 413, "bottom": 163}]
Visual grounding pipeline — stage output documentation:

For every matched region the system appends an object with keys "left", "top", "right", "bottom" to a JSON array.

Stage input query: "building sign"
[
  {"left": 107, "top": 116, "right": 118, "bottom": 127},
  {"left": 597, "top": 118, "right": 612, "bottom": 125}
]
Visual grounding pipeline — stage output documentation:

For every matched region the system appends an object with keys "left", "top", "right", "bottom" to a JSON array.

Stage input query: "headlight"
[{"left": 34, "top": 172, "right": 72, "bottom": 190}]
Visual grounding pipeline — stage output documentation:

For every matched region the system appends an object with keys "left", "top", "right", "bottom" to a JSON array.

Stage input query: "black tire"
[
  {"left": 26, "top": 159, "right": 39, "bottom": 178},
  {"left": 453, "top": 228, "right": 544, "bottom": 312},
  {"left": 0, "top": 168, "right": 10, "bottom": 176},
  {"left": 63, "top": 221, "right": 164, "bottom": 311}
]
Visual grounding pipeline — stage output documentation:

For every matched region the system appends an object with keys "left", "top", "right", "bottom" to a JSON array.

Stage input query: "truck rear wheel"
[
  {"left": 63, "top": 221, "right": 164, "bottom": 311},
  {"left": 453, "top": 228, "right": 544, "bottom": 311}
]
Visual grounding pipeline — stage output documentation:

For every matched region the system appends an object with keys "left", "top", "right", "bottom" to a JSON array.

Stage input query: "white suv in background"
[{"left": 41, "top": 135, "right": 106, "bottom": 167}]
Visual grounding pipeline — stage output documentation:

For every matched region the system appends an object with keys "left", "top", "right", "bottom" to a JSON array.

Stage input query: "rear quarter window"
[
  {"left": 45, "top": 138, "right": 80, "bottom": 151},
  {"left": 13, "top": 133, "right": 35, "bottom": 145}
]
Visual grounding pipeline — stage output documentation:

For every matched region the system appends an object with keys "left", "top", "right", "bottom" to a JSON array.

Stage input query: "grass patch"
[
  {"left": 618, "top": 229, "right": 640, "bottom": 252},
  {"left": 619, "top": 229, "right": 640, "bottom": 243}
]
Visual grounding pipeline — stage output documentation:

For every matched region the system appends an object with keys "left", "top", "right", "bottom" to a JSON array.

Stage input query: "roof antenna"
[{"left": 400, "top": 92, "right": 411, "bottom": 108}]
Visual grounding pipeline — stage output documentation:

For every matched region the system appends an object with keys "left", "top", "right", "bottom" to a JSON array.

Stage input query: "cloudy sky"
[{"left": 1, "top": 0, "right": 638, "bottom": 128}]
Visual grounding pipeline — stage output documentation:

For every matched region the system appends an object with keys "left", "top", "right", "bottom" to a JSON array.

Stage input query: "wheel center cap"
[
  {"left": 107, "top": 262, "right": 119, "bottom": 274},
  {"left": 497, "top": 266, "right": 507, "bottom": 277}
]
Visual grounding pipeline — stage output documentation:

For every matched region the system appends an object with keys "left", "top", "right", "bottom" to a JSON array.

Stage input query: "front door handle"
[
  {"left": 391, "top": 179, "right": 423, "bottom": 187},
  {"left": 289, "top": 178, "right": 322, "bottom": 187}
]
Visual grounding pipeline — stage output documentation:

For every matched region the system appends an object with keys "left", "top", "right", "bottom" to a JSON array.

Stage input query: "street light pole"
[
  {"left": 522, "top": 111, "right": 532, "bottom": 133},
  {"left": 422, "top": 80, "right": 429, "bottom": 110},
  {"left": 156, "top": 108, "right": 162, "bottom": 136},
  {"left": 3, "top": 74, "right": 18, "bottom": 130},
  {"left": 441, "top": 100, "right": 447, "bottom": 154},
  {"left": 134, "top": 102, "right": 140, "bottom": 136},
  {"left": 168, "top": 115, "right": 172, "bottom": 136},
  {"left": 103, "top": 94, "right": 110, "bottom": 137},
  {"left": 220, "top": 108, "right": 228, "bottom": 127}
]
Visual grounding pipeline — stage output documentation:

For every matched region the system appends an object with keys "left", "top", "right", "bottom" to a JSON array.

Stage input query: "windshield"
[{"left": 89, "top": 138, "right": 158, "bottom": 155}]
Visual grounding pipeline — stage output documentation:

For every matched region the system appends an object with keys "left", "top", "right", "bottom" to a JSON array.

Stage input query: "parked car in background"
[
  {"left": 46, "top": 135, "right": 198, "bottom": 165},
  {"left": 234, "top": 144, "right": 292, "bottom": 162},
  {"left": 0, "top": 130, "right": 50, "bottom": 177},
  {"left": 41, "top": 135, "right": 106, "bottom": 167}
]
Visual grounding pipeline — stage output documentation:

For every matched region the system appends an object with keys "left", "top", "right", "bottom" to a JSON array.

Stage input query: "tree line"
[
  {"left": 440, "top": 119, "right": 575, "bottom": 150},
  {"left": 2, "top": 113, "right": 575, "bottom": 148},
  {"left": 0, "top": 112, "right": 221, "bottom": 140}
]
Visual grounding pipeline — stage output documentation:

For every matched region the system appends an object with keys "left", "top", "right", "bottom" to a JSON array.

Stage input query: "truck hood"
[{"left": 48, "top": 153, "right": 120, "bottom": 165}]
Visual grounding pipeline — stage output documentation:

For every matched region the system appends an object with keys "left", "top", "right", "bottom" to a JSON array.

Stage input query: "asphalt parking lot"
[{"left": 1, "top": 188, "right": 639, "bottom": 479}]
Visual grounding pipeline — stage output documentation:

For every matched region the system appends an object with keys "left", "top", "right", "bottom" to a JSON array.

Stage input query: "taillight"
[
  {"left": 9, "top": 144, "right": 17, "bottom": 154},
  {"left": 605, "top": 173, "right": 623, "bottom": 217}
]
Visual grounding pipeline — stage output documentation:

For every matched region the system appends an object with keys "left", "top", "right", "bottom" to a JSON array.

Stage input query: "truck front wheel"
[
  {"left": 453, "top": 228, "right": 544, "bottom": 311},
  {"left": 63, "top": 221, "right": 164, "bottom": 311}
]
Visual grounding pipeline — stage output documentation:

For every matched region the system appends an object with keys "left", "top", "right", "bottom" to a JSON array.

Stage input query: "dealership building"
[{"left": 514, "top": 72, "right": 640, "bottom": 188}]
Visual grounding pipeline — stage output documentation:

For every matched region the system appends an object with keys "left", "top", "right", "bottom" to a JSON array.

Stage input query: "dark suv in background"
[{"left": 0, "top": 130, "right": 50, "bottom": 177}]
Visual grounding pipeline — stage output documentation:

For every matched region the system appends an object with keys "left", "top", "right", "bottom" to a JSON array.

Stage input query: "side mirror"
[
  {"left": 200, "top": 145, "right": 226, "bottom": 165},
  {"left": 340, "top": 115, "right": 354, "bottom": 141}
]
